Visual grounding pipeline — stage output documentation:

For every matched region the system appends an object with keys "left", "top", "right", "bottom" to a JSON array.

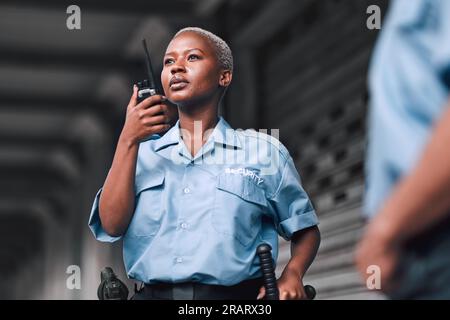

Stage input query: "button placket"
[{"left": 173, "top": 165, "right": 192, "bottom": 267}]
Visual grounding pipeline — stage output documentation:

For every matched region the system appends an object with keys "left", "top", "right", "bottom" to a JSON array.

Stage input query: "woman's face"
[{"left": 161, "top": 32, "right": 225, "bottom": 107}]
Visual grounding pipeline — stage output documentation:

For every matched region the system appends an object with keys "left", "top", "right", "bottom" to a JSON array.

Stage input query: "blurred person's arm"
[
  {"left": 369, "top": 102, "right": 450, "bottom": 243},
  {"left": 357, "top": 100, "right": 450, "bottom": 289},
  {"left": 99, "top": 86, "right": 174, "bottom": 237}
]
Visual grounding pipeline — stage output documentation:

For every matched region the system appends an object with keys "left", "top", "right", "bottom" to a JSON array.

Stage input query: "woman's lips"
[
  {"left": 170, "top": 81, "right": 188, "bottom": 90},
  {"left": 169, "top": 76, "right": 189, "bottom": 90}
]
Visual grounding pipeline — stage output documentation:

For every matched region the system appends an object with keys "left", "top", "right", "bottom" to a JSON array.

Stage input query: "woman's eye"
[
  {"left": 164, "top": 58, "right": 174, "bottom": 65},
  {"left": 188, "top": 54, "right": 199, "bottom": 61}
]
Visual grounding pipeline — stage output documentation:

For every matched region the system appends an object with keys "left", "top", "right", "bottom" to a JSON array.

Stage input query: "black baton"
[{"left": 256, "top": 244, "right": 316, "bottom": 300}]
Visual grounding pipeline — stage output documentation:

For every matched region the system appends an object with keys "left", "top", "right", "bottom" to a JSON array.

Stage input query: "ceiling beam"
[
  {"left": 0, "top": 93, "right": 122, "bottom": 134},
  {"left": 0, "top": 194, "right": 68, "bottom": 224},
  {"left": 0, "top": 146, "right": 82, "bottom": 183},
  {"left": 0, "top": 48, "right": 141, "bottom": 75},
  {"left": 195, "top": 0, "right": 227, "bottom": 16},
  {"left": 0, "top": 0, "right": 195, "bottom": 16},
  {"left": 233, "top": 0, "right": 314, "bottom": 47},
  {"left": 0, "top": 165, "right": 75, "bottom": 187},
  {"left": 0, "top": 92, "right": 106, "bottom": 111},
  {"left": 0, "top": 139, "right": 86, "bottom": 166}
]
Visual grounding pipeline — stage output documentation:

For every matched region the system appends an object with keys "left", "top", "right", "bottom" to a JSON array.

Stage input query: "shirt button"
[
  {"left": 176, "top": 257, "right": 183, "bottom": 263},
  {"left": 181, "top": 223, "right": 188, "bottom": 229},
  {"left": 183, "top": 187, "right": 190, "bottom": 194}
]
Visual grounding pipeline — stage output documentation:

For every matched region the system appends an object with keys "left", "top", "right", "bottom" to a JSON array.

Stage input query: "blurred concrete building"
[{"left": 0, "top": 0, "right": 387, "bottom": 299}]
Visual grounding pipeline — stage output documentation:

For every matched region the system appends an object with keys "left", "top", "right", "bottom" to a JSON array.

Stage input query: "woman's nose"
[{"left": 170, "top": 62, "right": 186, "bottom": 74}]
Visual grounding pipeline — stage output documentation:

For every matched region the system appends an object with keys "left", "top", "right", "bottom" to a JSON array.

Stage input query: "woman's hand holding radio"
[{"left": 120, "top": 85, "right": 178, "bottom": 146}]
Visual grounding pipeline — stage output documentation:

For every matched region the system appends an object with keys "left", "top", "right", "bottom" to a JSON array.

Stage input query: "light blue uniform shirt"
[
  {"left": 365, "top": 0, "right": 450, "bottom": 217},
  {"left": 89, "top": 117, "right": 318, "bottom": 285}
]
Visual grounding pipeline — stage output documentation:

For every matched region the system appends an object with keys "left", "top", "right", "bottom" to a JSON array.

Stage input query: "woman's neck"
[{"left": 178, "top": 102, "right": 219, "bottom": 157}]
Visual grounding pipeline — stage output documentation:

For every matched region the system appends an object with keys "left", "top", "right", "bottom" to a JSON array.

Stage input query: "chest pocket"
[
  {"left": 212, "top": 172, "right": 267, "bottom": 247},
  {"left": 127, "top": 170, "right": 165, "bottom": 237}
]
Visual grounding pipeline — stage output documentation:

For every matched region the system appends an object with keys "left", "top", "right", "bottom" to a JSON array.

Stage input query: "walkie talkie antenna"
[{"left": 142, "top": 38, "right": 156, "bottom": 91}]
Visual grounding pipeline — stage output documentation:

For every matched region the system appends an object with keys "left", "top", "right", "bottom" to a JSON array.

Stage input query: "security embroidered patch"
[{"left": 224, "top": 167, "right": 264, "bottom": 185}]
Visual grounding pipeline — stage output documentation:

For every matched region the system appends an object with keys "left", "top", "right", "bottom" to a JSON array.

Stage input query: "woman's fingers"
[
  {"left": 142, "top": 114, "right": 170, "bottom": 126},
  {"left": 148, "top": 123, "right": 171, "bottom": 135},
  {"left": 256, "top": 286, "right": 265, "bottom": 300},
  {"left": 136, "top": 94, "right": 167, "bottom": 110},
  {"left": 139, "top": 104, "right": 168, "bottom": 119},
  {"left": 127, "top": 85, "right": 139, "bottom": 110}
]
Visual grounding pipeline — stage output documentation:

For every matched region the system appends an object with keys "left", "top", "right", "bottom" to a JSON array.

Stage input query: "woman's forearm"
[
  {"left": 285, "top": 226, "right": 321, "bottom": 278},
  {"left": 98, "top": 135, "right": 139, "bottom": 237},
  {"left": 97, "top": 87, "right": 176, "bottom": 237}
]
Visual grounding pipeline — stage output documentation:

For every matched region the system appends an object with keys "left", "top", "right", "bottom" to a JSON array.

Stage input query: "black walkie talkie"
[{"left": 137, "top": 38, "right": 158, "bottom": 103}]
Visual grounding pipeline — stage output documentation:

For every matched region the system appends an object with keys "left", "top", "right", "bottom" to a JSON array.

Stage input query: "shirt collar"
[
  {"left": 153, "top": 121, "right": 181, "bottom": 152},
  {"left": 211, "top": 116, "right": 242, "bottom": 149},
  {"left": 154, "top": 116, "right": 241, "bottom": 152}
]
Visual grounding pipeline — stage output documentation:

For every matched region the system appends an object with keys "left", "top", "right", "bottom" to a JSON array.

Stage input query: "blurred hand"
[
  {"left": 355, "top": 220, "right": 401, "bottom": 294},
  {"left": 120, "top": 85, "right": 178, "bottom": 145},
  {"left": 257, "top": 268, "right": 308, "bottom": 300}
]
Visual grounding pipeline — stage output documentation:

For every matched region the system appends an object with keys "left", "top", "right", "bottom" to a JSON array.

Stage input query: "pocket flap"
[
  {"left": 217, "top": 173, "right": 266, "bottom": 207},
  {"left": 135, "top": 170, "right": 165, "bottom": 195}
]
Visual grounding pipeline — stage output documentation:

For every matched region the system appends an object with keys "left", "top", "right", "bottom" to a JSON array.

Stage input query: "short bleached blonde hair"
[{"left": 174, "top": 27, "right": 233, "bottom": 72}]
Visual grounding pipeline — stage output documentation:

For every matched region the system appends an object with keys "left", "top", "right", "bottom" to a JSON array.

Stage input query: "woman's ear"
[{"left": 219, "top": 70, "right": 232, "bottom": 87}]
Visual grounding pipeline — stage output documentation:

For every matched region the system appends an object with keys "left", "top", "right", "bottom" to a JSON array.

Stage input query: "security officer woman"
[{"left": 89, "top": 27, "right": 320, "bottom": 300}]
